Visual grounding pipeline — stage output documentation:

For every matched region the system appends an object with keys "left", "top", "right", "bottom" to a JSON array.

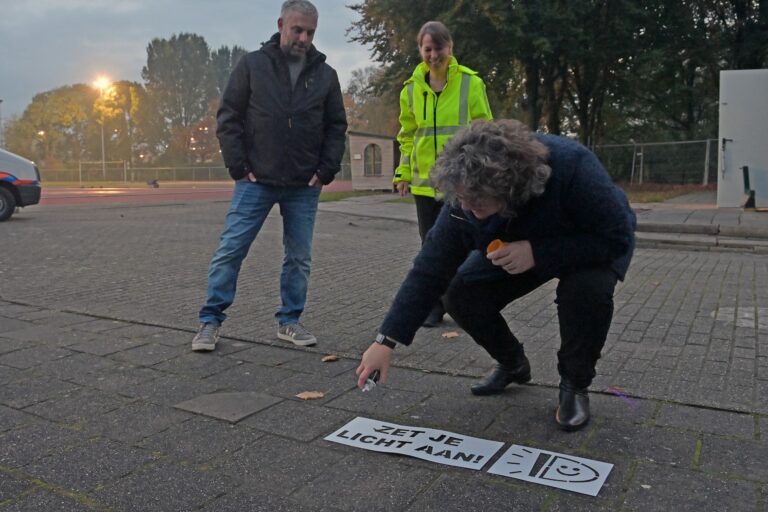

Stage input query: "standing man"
[
  {"left": 356, "top": 120, "right": 635, "bottom": 431},
  {"left": 192, "top": 0, "right": 347, "bottom": 351}
]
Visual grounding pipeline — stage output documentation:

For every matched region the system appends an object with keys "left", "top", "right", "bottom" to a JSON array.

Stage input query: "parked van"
[{"left": 0, "top": 148, "right": 42, "bottom": 221}]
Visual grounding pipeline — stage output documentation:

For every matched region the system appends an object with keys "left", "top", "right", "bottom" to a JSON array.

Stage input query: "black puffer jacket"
[{"left": 216, "top": 33, "right": 348, "bottom": 185}]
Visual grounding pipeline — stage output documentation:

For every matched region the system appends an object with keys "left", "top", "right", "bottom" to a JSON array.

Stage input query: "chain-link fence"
[
  {"left": 41, "top": 161, "right": 353, "bottom": 184},
  {"left": 593, "top": 139, "right": 718, "bottom": 185}
]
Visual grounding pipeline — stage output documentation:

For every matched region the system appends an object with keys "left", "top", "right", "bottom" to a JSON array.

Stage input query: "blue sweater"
[{"left": 380, "top": 134, "right": 636, "bottom": 346}]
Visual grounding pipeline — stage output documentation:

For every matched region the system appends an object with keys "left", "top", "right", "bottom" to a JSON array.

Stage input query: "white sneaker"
[{"left": 277, "top": 323, "right": 317, "bottom": 346}]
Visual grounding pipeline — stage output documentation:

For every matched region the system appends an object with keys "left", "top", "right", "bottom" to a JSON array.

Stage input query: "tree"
[
  {"left": 344, "top": 66, "right": 400, "bottom": 135},
  {"left": 211, "top": 45, "right": 249, "bottom": 96},
  {"left": 142, "top": 33, "right": 217, "bottom": 163}
]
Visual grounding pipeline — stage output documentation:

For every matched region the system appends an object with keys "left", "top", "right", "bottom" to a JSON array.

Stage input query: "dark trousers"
[
  {"left": 443, "top": 267, "right": 618, "bottom": 389},
  {"left": 414, "top": 195, "right": 443, "bottom": 243},
  {"left": 414, "top": 195, "right": 446, "bottom": 316}
]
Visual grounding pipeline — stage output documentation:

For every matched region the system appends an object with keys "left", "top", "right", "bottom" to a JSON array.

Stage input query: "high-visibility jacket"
[{"left": 394, "top": 57, "right": 493, "bottom": 198}]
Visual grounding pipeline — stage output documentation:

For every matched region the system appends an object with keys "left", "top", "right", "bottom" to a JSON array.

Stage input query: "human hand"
[
  {"left": 308, "top": 173, "right": 323, "bottom": 189},
  {"left": 356, "top": 343, "right": 393, "bottom": 389},
  {"left": 396, "top": 182, "right": 409, "bottom": 197},
  {"left": 487, "top": 240, "right": 535, "bottom": 274}
]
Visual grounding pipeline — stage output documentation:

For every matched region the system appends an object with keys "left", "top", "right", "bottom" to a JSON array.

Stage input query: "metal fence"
[
  {"left": 40, "top": 141, "right": 714, "bottom": 186},
  {"left": 40, "top": 162, "right": 354, "bottom": 183},
  {"left": 593, "top": 139, "right": 718, "bottom": 185}
]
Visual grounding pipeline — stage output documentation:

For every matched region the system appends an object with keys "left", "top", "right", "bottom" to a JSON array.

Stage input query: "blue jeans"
[{"left": 199, "top": 181, "right": 320, "bottom": 327}]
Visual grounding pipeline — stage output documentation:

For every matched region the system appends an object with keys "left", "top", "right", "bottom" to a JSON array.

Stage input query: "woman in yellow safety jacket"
[{"left": 394, "top": 20, "right": 493, "bottom": 326}]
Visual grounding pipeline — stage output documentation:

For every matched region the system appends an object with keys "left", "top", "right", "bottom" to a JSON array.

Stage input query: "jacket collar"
[
  {"left": 407, "top": 56, "right": 459, "bottom": 87},
  {"left": 262, "top": 32, "right": 325, "bottom": 67}
]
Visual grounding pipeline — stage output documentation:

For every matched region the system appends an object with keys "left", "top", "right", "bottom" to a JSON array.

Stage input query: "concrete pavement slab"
[
  {"left": 0, "top": 489, "right": 100, "bottom": 511},
  {"left": 174, "top": 391, "right": 282, "bottom": 422},
  {"left": 240, "top": 400, "right": 353, "bottom": 442},
  {"left": 0, "top": 422, "right": 89, "bottom": 468},
  {"left": 87, "top": 402, "right": 191, "bottom": 443}
]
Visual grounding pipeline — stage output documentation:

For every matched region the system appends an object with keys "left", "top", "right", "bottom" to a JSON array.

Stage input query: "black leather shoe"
[
  {"left": 470, "top": 359, "right": 531, "bottom": 396},
  {"left": 555, "top": 379, "right": 590, "bottom": 431},
  {"left": 422, "top": 305, "right": 445, "bottom": 328}
]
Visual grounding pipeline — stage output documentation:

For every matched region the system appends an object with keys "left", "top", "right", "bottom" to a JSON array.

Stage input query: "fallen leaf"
[
  {"left": 295, "top": 391, "right": 325, "bottom": 400},
  {"left": 321, "top": 355, "right": 339, "bottom": 362},
  {"left": 441, "top": 331, "right": 460, "bottom": 339},
  {"left": 640, "top": 484, "right": 651, "bottom": 490}
]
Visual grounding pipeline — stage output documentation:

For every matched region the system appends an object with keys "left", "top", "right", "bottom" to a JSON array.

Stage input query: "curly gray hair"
[{"left": 433, "top": 120, "right": 552, "bottom": 218}]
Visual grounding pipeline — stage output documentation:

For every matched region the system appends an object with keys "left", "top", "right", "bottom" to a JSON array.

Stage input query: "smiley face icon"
[{"left": 539, "top": 455, "right": 600, "bottom": 483}]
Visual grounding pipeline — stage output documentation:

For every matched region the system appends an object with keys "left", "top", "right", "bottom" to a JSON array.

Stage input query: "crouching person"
[{"left": 356, "top": 119, "right": 635, "bottom": 431}]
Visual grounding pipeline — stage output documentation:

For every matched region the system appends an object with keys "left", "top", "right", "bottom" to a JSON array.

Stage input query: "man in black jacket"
[{"left": 192, "top": 0, "right": 347, "bottom": 351}]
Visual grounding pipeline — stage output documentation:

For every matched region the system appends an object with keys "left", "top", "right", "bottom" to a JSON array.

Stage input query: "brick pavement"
[{"left": 0, "top": 198, "right": 766, "bottom": 510}]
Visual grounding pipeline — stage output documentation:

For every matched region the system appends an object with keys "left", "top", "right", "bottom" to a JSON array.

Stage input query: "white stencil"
[
  {"left": 488, "top": 444, "right": 613, "bottom": 496},
  {"left": 325, "top": 417, "right": 504, "bottom": 470}
]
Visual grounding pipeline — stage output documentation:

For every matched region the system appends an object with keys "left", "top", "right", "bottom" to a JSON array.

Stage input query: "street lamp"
[{"left": 92, "top": 76, "right": 111, "bottom": 179}]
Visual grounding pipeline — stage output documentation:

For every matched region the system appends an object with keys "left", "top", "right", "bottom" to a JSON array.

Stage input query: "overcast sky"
[{"left": 0, "top": 0, "right": 375, "bottom": 120}]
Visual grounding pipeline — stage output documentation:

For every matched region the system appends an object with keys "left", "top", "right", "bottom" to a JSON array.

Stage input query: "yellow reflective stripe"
[
  {"left": 412, "top": 172, "right": 431, "bottom": 188},
  {"left": 414, "top": 126, "right": 463, "bottom": 137},
  {"left": 407, "top": 83, "right": 415, "bottom": 115},
  {"left": 458, "top": 74, "right": 471, "bottom": 125}
]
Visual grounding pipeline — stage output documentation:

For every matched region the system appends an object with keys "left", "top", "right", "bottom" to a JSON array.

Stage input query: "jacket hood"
[{"left": 262, "top": 32, "right": 326, "bottom": 66}]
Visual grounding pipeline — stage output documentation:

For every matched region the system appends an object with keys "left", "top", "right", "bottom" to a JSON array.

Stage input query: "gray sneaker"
[
  {"left": 277, "top": 323, "right": 317, "bottom": 346},
  {"left": 191, "top": 323, "right": 220, "bottom": 352}
]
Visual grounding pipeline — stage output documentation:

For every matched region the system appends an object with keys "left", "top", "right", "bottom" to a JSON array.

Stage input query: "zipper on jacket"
[
  {"left": 422, "top": 91, "right": 428, "bottom": 120},
  {"left": 433, "top": 94, "right": 439, "bottom": 156}
]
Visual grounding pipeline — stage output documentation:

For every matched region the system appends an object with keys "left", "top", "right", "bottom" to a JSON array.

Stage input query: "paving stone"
[
  {"left": 0, "top": 376, "right": 81, "bottom": 408},
  {"left": 87, "top": 402, "right": 191, "bottom": 443},
  {"left": 233, "top": 344, "right": 305, "bottom": 366},
  {"left": 325, "top": 386, "right": 431, "bottom": 416},
  {"left": 698, "top": 434, "right": 768, "bottom": 481},
  {"left": 0, "top": 470, "right": 33, "bottom": 501},
  {"left": 141, "top": 416, "right": 264, "bottom": 464},
  {"left": 277, "top": 352, "right": 359, "bottom": 378},
  {"left": 0, "top": 346, "right": 73, "bottom": 369},
  {"left": 28, "top": 311, "right": 94, "bottom": 328},
  {"left": 241, "top": 399, "right": 354, "bottom": 441},
  {"left": 120, "top": 373, "right": 220, "bottom": 406},
  {"left": 27, "top": 352, "right": 118, "bottom": 381},
  {"left": 0, "top": 489, "right": 100, "bottom": 511},
  {"left": 588, "top": 391, "right": 657, "bottom": 425},
  {"left": 154, "top": 351, "right": 241, "bottom": 378},
  {"left": 586, "top": 421, "right": 698, "bottom": 467},
  {"left": 23, "top": 388, "right": 131, "bottom": 424},
  {"left": 404, "top": 394, "right": 508, "bottom": 435},
  {"left": 24, "top": 439, "right": 157, "bottom": 492},
  {"left": 66, "top": 365, "right": 162, "bottom": 394},
  {"left": 69, "top": 318, "right": 131, "bottom": 333},
  {"left": 174, "top": 391, "right": 282, "bottom": 423},
  {"left": 200, "top": 490, "right": 340, "bottom": 512},
  {"left": 482, "top": 402, "right": 591, "bottom": 452},
  {"left": 0, "top": 404, "right": 38, "bottom": 432},
  {"left": 622, "top": 462, "right": 758, "bottom": 511},
  {"left": 291, "top": 454, "right": 437, "bottom": 512},
  {"left": 0, "top": 422, "right": 87, "bottom": 468},
  {"left": 0, "top": 325, "right": 65, "bottom": 343},
  {"left": 0, "top": 364, "right": 22, "bottom": 385},
  {"left": 263, "top": 371, "right": 357, "bottom": 405},
  {"left": 655, "top": 404, "right": 755, "bottom": 438},
  {"left": 93, "top": 460, "right": 235, "bottom": 511},
  {"left": 0, "top": 337, "right": 30, "bottom": 355},
  {"left": 404, "top": 473, "right": 548, "bottom": 512},
  {"left": 215, "top": 434, "right": 345, "bottom": 493},
  {"left": 67, "top": 335, "right": 149, "bottom": 356},
  {"left": 109, "top": 343, "right": 183, "bottom": 366},
  {"left": 0, "top": 317, "right": 35, "bottom": 334},
  {"left": 201, "top": 361, "right": 295, "bottom": 392}
]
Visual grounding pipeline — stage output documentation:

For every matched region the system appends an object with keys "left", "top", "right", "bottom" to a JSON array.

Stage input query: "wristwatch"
[{"left": 374, "top": 333, "right": 397, "bottom": 350}]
